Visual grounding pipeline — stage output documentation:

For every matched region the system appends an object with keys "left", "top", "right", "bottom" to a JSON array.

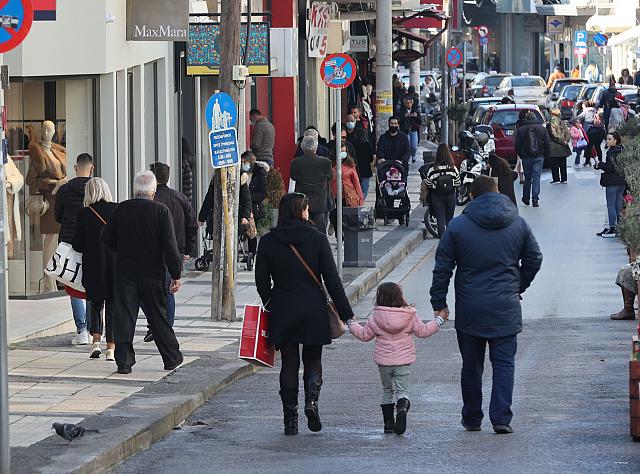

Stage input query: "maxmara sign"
[{"left": 126, "top": 0, "right": 189, "bottom": 42}]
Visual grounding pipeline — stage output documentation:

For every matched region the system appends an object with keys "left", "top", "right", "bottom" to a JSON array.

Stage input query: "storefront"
[{"left": 5, "top": 77, "right": 98, "bottom": 298}]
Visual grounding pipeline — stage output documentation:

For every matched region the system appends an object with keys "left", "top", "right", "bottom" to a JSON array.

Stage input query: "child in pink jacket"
[{"left": 347, "top": 282, "right": 446, "bottom": 435}]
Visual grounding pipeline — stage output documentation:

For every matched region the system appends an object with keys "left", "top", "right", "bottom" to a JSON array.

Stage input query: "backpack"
[
  {"left": 526, "top": 128, "right": 542, "bottom": 157},
  {"left": 434, "top": 173, "right": 455, "bottom": 194}
]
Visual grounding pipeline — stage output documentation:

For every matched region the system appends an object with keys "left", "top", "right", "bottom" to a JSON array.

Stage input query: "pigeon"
[{"left": 51, "top": 423, "right": 97, "bottom": 441}]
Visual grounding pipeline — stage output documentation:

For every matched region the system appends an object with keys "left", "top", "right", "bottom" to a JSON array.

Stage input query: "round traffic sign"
[
  {"left": 446, "top": 47, "right": 463, "bottom": 68},
  {"left": 320, "top": 53, "right": 357, "bottom": 89},
  {"left": 594, "top": 32, "right": 608, "bottom": 47},
  {"left": 478, "top": 25, "right": 489, "bottom": 38},
  {"left": 0, "top": 0, "right": 33, "bottom": 54}
]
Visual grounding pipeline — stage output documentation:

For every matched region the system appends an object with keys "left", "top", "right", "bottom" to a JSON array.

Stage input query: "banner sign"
[
  {"left": 187, "top": 22, "right": 270, "bottom": 76},
  {"left": 308, "top": 2, "right": 331, "bottom": 58},
  {"left": 126, "top": 0, "right": 189, "bottom": 42}
]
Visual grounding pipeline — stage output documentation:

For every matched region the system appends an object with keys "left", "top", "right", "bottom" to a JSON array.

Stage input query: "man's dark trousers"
[
  {"left": 456, "top": 331, "right": 517, "bottom": 427},
  {"left": 114, "top": 277, "right": 182, "bottom": 370}
]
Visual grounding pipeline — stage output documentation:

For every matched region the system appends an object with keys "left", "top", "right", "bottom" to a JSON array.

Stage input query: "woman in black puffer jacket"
[{"left": 595, "top": 131, "right": 626, "bottom": 238}]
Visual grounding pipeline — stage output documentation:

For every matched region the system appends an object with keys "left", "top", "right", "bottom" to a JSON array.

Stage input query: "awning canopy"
[
  {"left": 607, "top": 25, "right": 640, "bottom": 48},
  {"left": 586, "top": 14, "right": 637, "bottom": 34},
  {"left": 536, "top": 5, "right": 578, "bottom": 17}
]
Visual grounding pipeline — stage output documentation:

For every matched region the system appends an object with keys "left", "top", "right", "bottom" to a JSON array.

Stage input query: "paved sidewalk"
[{"left": 7, "top": 144, "right": 437, "bottom": 471}]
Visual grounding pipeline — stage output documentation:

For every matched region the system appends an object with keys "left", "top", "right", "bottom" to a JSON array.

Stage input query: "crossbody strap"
[
  {"left": 88, "top": 205, "right": 107, "bottom": 225},
  {"left": 289, "top": 244, "right": 327, "bottom": 298}
]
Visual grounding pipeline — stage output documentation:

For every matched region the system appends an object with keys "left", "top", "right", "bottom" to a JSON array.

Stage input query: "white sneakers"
[
  {"left": 105, "top": 349, "right": 115, "bottom": 361},
  {"left": 71, "top": 330, "right": 90, "bottom": 345},
  {"left": 90, "top": 342, "right": 102, "bottom": 359}
]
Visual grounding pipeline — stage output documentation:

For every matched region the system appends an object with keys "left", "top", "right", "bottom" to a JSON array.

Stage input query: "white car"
[{"left": 494, "top": 75, "right": 548, "bottom": 108}]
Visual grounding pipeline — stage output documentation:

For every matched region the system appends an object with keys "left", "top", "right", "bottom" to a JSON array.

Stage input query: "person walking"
[
  {"left": 570, "top": 118, "right": 589, "bottom": 167},
  {"left": 377, "top": 117, "right": 411, "bottom": 170},
  {"left": 249, "top": 109, "right": 275, "bottom": 166},
  {"left": 429, "top": 176, "right": 543, "bottom": 434},
  {"left": 295, "top": 127, "right": 330, "bottom": 158},
  {"left": 346, "top": 113, "right": 374, "bottom": 199},
  {"left": 514, "top": 110, "right": 530, "bottom": 185},
  {"left": 546, "top": 64, "right": 565, "bottom": 89},
  {"left": 571, "top": 65, "right": 581, "bottom": 79},
  {"left": 348, "top": 282, "right": 446, "bottom": 435},
  {"left": 547, "top": 109, "right": 572, "bottom": 184},
  {"left": 101, "top": 171, "right": 184, "bottom": 375},
  {"left": 328, "top": 145, "right": 364, "bottom": 232},
  {"left": 254, "top": 193, "right": 354, "bottom": 436},
  {"left": 398, "top": 96, "right": 422, "bottom": 163},
  {"left": 487, "top": 153, "right": 518, "bottom": 205},
  {"left": 241, "top": 151, "right": 269, "bottom": 256},
  {"left": 515, "top": 111, "right": 550, "bottom": 207},
  {"left": 619, "top": 68, "right": 634, "bottom": 85},
  {"left": 72, "top": 178, "right": 117, "bottom": 360},
  {"left": 607, "top": 99, "right": 624, "bottom": 133},
  {"left": 599, "top": 80, "right": 618, "bottom": 130},
  {"left": 144, "top": 162, "right": 197, "bottom": 343},
  {"left": 54, "top": 153, "right": 94, "bottom": 345},
  {"left": 583, "top": 109, "right": 606, "bottom": 165},
  {"left": 595, "top": 132, "right": 626, "bottom": 238},
  {"left": 289, "top": 135, "right": 333, "bottom": 233},
  {"left": 423, "top": 144, "right": 461, "bottom": 238}
]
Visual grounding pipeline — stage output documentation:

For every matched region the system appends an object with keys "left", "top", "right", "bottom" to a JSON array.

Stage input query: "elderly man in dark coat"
[
  {"left": 102, "top": 171, "right": 184, "bottom": 375},
  {"left": 429, "top": 176, "right": 542, "bottom": 435},
  {"left": 289, "top": 135, "right": 334, "bottom": 233}
]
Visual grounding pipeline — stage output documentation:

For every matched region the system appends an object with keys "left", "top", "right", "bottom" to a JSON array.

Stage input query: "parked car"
[
  {"left": 479, "top": 104, "right": 545, "bottom": 165},
  {"left": 618, "top": 88, "right": 639, "bottom": 112},
  {"left": 466, "top": 103, "right": 497, "bottom": 129},
  {"left": 495, "top": 74, "right": 547, "bottom": 108},
  {"left": 467, "top": 96, "right": 504, "bottom": 118},
  {"left": 545, "top": 78, "right": 588, "bottom": 110},
  {"left": 469, "top": 72, "right": 513, "bottom": 98},
  {"left": 591, "top": 83, "right": 637, "bottom": 109},
  {"left": 555, "top": 84, "right": 585, "bottom": 120}
]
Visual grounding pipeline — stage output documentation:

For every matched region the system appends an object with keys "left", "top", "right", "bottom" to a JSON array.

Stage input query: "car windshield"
[
  {"left": 580, "top": 86, "right": 597, "bottom": 100},
  {"left": 510, "top": 77, "right": 545, "bottom": 88},
  {"left": 488, "top": 110, "right": 542, "bottom": 127},
  {"left": 560, "top": 86, "right": 582, "bottom": 100},
  {"left": 486, "top": 76, "right": 507, "bottom": 87}
]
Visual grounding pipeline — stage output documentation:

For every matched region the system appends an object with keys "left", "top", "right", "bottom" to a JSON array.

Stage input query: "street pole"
[
  {"left": 335, "top": 89, "right": 343, "bottom": 279},
  {"left": 375, "top": 0, "right": 393, "bottom": 143},
  {"left": 0, "top": 54, "right": 10, "bottom": 473},
  {"left": 441, "top": 0, "right": 450, "bottom": 145},
  {"left": 462, "top": 41, "right": 467, "bottom": 103},
  {"left": 410, "top": 28, "right": 421, "bottom": 90}
]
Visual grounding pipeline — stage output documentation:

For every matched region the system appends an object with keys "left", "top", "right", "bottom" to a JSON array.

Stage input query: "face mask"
[
  {"left": 242, "top": 163, "right": 251, "bottom": 172},
  {"left": 346, "top": 121, "right": 356, "bottom": 131},
  {"left": 339, "top": 151, "right": 347, "bottom": 159},
  {"left": 389, "top": 126, "right": 399, "bottom": 134}
]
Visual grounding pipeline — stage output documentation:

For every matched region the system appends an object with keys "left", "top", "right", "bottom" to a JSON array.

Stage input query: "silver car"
[{"left": 495, "top": 75, "right": 547, "bottom": 108}]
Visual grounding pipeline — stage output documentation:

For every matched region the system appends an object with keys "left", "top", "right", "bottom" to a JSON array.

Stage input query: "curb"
[{"left": 23, "top": 225, "right": 429, "bottom": 474}]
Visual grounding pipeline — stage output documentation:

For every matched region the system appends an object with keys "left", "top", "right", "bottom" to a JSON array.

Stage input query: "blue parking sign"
[
  {"left": 209, "top": 127, "right": 240, "bottom": 169},
  {"left": 575, "top": 30, "right": 587, "bottom": 47}
]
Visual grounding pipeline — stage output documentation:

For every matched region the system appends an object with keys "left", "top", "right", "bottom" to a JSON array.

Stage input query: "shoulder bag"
[
  {"left": 88, "top": 205, "right": 107, "bottom": 225},
  {"left": 289, "top": 244, "right": 345, "bottom": 339}
]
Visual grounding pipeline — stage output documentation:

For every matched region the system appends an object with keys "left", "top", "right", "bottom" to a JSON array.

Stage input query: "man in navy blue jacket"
[{"left": 429, "top": 176, "right": 542, "bottom": 434}]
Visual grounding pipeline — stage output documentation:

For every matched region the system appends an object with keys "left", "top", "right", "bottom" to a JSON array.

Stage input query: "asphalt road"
[{"left": 116, "top": 167, "right": 640, "bottom": 474}]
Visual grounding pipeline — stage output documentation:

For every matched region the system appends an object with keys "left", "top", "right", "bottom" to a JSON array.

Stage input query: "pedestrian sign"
[
  {"left": 209, "top": 127, "right": 240, "bottom": 169},
  {"left": 320, "top": 53, "right": 357, "bottom": 89},
  {"left": 205, "top": 92, "right": 237, "bottom": 131},
  {"left": 575, "top": 30, "right": 587, "bottom": 48},
  {"left": 446, "top": 47, "right": 462, "bottom": 68},
  {"left": 0, "top": 0, "right": 33, "bottom": 53}
]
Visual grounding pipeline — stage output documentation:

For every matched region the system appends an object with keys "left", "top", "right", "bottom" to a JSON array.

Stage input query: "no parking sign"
[{"left": 0, "top": 0, "right": 33, "bottom": 53}]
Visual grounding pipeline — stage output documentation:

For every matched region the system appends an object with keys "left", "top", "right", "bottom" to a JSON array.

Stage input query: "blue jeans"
[
  {"left": 360, "top": 177, "right": 370, "bottom": 199},
  {"left": 605, "top": 185, "right": 625, "bottom": 228},
  {"left": 522, "top": 157, "right": 544, "bottom": 203},
  {"left": 408, "top": 131, "right": 418, "bottom": 159},
  {"left": 457, "top": 331, "right": 518, "bottom": 427},
  {"left": 70, "top": 296, "right": 86, "bottom": 333}
]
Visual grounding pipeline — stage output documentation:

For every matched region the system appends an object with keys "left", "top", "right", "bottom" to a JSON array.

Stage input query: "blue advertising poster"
[
  {"left": 209, "top": 127, "right": 239, "bottom": 168},
  {"left": 205, "top": 92, "right": 237, "bottom": 131}
]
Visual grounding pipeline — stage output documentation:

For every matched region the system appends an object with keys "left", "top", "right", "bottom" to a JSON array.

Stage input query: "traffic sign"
[
  {"left": 594, "top": 32, "right": 608, "bottom": 47},
  {"left": 205, "top": 92, "right": 237, "bottom": 131},
  {"left": 574, "top": 46, "right": 587, "bottom": 58},
  {"left": 480, "top": 36, "right": 489, "bottom": 46},
  {"left": 0, "top": 0, "right": 33, "bottom": 53},
  {"left": 209, "top": 127, "right": 240, "bottom": 169},
  {"left": 446, "top": 47, "right": 463, "bottom": 68},
  {"left": 320, "top": 53, "right": 357, "bottom": 89},
  {"left": 478, "top": 25, "right": 489, "bottom": 38},
  {"left": 575, "top": 30, "right": 587, "bottom": 47}
]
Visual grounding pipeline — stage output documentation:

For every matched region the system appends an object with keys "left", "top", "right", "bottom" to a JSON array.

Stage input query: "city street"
[{"left": 117, "top": 168, "right": 640, "bottom": 473}]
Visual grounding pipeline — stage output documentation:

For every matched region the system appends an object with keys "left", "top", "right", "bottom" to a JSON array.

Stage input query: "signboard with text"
[
  {"left": 209, "top": 128, "right": 240, "bottom": 169},
  {"left": 126, "top": 0, "right": 189, "bottom": 41},
  {"left": 308, "top": 2, "right": 331, "bottom": 58}
]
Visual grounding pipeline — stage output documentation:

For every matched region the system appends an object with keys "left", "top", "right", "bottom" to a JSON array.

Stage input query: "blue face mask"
[
  {"left": 242, "top": 163, "right": 251, "bottom": 172},
  {"left": 339, "top": 151, "right": 347, "bottom": 159}
]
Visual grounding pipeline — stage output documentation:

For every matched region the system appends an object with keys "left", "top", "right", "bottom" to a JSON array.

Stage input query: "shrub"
[
  {"left": 617, "top": 136, "right": 640, "bottom": 196},
  {"left": 448, "top": 101, "right": 470, "bottom": 125},
  {"left": 617, "top": 116, "right": 640, "bottom": 139},
  {"left": 619, "top": 201, "right": 640, "bottom": 251}
]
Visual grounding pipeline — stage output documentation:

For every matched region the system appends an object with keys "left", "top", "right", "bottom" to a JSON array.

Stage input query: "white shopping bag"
[
  {"left": 45, "top": 242, "right": 85, "bottom": 291},
  {"left": 288, "top": 178, "right": 296, "bottom": 193}
]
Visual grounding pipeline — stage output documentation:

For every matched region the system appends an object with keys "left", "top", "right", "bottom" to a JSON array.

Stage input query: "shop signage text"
[
  {"left": 308, "top": 2, "right": 332, "bottom": 58},
  {"left": 349, "top": 35, "right": 368, "bottom": 53},
  {"left": 126, "top": 0, "right": 189, "bottom": 42}
]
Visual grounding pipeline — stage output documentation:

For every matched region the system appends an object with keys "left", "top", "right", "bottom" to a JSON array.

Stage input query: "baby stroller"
[
  {"left": 375, "top": 160, "right": 411, "bottom": 226},
  {"left": 194, "top": 221, "right": 254, "bottom": 272}
]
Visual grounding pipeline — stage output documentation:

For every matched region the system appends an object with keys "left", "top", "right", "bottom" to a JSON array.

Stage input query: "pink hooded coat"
[{"left": 348, "top": 306, "right": 440, "bottom": 366}]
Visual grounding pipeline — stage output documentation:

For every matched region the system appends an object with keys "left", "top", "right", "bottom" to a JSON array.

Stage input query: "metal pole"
[
  {"left": 0, "top": 55, "right": 10, "bottom": 473},
  {"left": 410, "top": 28, "right": 421, "bottom": 90},
  {"left": 335, "top": 89, "right": 343, "bottom": 279},
  {"left": 375, "top": 0, "right": 393, "bottom": 142},
  {"left": 440, "top": 0, "right": 450, "bottom": 145},
  {"left": 462, "top": 41, "right": 467, "bottom": 103}
]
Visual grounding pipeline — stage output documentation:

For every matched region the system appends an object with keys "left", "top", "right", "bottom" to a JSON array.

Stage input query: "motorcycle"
[{"left": 455, "top": 131, "right": 490, "bottom": 206}]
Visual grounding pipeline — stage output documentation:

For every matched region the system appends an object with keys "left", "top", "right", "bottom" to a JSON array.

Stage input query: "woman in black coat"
[
  {"left": 241, "top": 151, "right": 268, "bottom": 254},
  {"left": 255, "top": 193, "right": 354, "bottom": 436},
  {"left": 487, "top": 153, "right": 518, "bottom": 206},
  {"left": 595, "top": 131, "right": 627, "bottom": 238},
  {"left": 72, "top": 178, "right": 117, "bottom": 360}
]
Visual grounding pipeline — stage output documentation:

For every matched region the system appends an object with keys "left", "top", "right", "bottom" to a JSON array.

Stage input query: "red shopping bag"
[{"left": 239, "top": 304, "right": 275, "bottom": 367}]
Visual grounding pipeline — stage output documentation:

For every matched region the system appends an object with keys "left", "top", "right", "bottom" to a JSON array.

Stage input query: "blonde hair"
[{"left": 84, "top": 177, "right": 113, "bottom": 207}]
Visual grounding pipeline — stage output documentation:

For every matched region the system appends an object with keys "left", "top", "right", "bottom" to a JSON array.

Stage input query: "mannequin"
[
  {"left": 5, "top": 157, "right": 24, "bottom": 258},
  {"left": 25, "top": 121, "right": 67, "bottom": 292}
]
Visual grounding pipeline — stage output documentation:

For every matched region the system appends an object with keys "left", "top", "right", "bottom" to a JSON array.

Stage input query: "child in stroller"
[
  {"left": 375, "top": 160, "right": 411, "bottom": 226},
  {"left": 382, "top": 165, "right": 407, "bottom": 197}
]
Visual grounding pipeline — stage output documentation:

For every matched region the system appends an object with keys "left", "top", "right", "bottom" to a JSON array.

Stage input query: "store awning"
[
  {"left": 607, "top": 25, "right": 640, "bottom": 48},
  {"left": 586, "top": 14, "right": 637, "bottom": 34},
  {"left": 536, "top": 5, "right": 578, "bottom": 16}
]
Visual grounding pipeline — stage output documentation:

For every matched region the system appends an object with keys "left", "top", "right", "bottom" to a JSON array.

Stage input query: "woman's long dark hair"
[
  {"left": 277, "top": 193, "right": 309, "bottom": 226},
  {"left": 608, "top": 131, "right": 622, "bottom": 146},
  {"left": 375, "top": 282, "right": 409, "bottom": 308},
  {"left": 487, "top": 152, "right": 512, "bottom": 177},
  {"left": 434, "top": 143, "right": 454, "bottom": 167}
]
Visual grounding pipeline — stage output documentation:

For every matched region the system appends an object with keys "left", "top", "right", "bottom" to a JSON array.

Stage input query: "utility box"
[{"left": 343, "top": 207, "right": 375, "bottom": 268}]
